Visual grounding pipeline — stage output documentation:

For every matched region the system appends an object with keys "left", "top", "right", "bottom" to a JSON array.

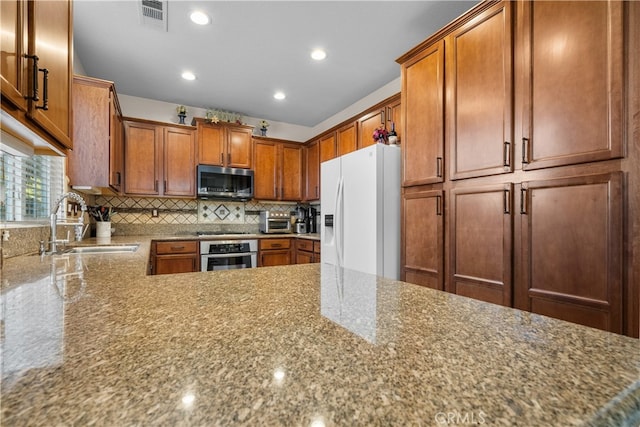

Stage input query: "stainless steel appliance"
[
  {"left": 200, "top": 240, "right": 258, "bottom": 271},
  {"left": 259, "top": 211, "right": 292, "bottom": 234},
  {"left": 197, "top": 165, "right": 254, "bottom": 200}
]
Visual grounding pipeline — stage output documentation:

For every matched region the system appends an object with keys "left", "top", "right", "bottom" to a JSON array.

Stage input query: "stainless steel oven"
[{"left": 200, "top": 240, "right": 258, "bottom": 271}]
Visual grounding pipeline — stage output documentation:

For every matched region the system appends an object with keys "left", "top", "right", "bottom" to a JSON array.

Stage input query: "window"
[{"left": 0, "top": 151, "right": 64, "bottom": 222}]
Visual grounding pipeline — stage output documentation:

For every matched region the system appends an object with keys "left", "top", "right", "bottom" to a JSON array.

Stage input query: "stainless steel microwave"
[{"left": 197, "top": 165, "right": 254, "bottom": 200}]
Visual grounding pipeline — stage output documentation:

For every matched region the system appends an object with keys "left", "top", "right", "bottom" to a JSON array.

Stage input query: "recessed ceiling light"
[
  {"left": 311, "top": 49, "right": 327, "bottom": 61},
  {"left": 181, "top": 71, "right": 196, "bottom": 81},
  {"left": 190, "top": 11, "right": 210, "bottom": 25},
  {"left": 274, "top": 92, "right": 286, "bottom": 100}
]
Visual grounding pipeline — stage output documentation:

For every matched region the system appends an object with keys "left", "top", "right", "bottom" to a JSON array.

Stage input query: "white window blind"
[{"left": 0, "top": 151, "right": 64, "bottom": 222}]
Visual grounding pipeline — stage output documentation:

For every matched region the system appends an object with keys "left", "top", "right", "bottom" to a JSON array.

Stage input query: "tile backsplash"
[{"left": 94, "top": 196, "right": 315, "bottom": 235}]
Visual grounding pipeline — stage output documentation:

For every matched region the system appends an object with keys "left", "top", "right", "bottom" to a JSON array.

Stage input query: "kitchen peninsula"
[{"left": 1, "top": 238, "right": 638, "bottom": 425}]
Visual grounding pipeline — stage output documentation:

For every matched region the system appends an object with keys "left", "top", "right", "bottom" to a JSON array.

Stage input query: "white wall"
[{"left": 116, "top": 77, "right": 401, "bottom": 143}]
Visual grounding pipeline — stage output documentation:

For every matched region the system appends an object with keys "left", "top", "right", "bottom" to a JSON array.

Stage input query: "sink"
[{"left": 62, "top": 244, "right": 140, "bottom": 254}]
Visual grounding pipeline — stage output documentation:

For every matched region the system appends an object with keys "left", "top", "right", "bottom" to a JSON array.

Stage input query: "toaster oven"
[{"left": 259, "top": 211, "right": 292, "bottom": 234}]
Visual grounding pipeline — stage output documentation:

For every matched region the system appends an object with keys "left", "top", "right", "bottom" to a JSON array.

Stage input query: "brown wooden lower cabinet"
[
  {"left": 449, "top": 183, "right": 513, "bottom": 306},
  {"left": 402, "top": 189, "right": 444, "bottom": 290},
  {"left": 295, "top": 238, "right": 321, "bottom": 264},
  {"left": 515, "top": 172, "right": 623, "bottom": 334},
  {"left": 259, "top": 238, "right": 292, "bottom": 267},
  {"left": 150, "top": 240, "right": 199, "bottom": 275}
]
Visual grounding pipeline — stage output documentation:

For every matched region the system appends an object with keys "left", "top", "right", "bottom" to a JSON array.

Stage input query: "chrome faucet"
[{"left": 49, "top": 192, "right": 88, "bottom": 254}]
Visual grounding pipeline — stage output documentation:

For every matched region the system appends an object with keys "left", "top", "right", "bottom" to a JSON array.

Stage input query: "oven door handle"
[{"left": 202, "top": 252, "right": 255, "bottom": 258}]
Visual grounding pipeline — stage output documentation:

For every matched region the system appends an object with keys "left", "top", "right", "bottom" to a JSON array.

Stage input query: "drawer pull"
[
  {"left": 271, "top": 243, "right": 282, "bottom": 248},
  {"left": 171, "top": 246, "right": 185, "bottom": 250}
]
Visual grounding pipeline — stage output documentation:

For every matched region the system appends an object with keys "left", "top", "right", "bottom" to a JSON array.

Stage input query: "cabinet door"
[
  {"left": 124, "top": 121, "right": 161, "bottom": 195},
  {"left": 304, "top": 141, "right": 320, "bottom": 201},
  {"left": 0, "top": 0, "right": 27, "bottom": 110},
  {"left": 281, "top": 143, "right": 303, "bottom": 201},
  {"left": 227, "top": 127, "right": 253, "bottom": 169},
  {"left": 198, "top": 124, "right": 224, "bottom": 166},
  {"left": 260, "top": 250, "right": 292, "bottom": 267},
  {"left": 446, "top": 1, "right": 513, "bottom": 180},
  {"left": 358, "top": 109, "right": 384, "bottom": 149},
  {"left": 402, "top": 190, "right": 444, "bottom": 290},
  {"left": 296, "top": 251, "right": 314, "bottom": 264},
  {"left": 253, "top": 140, "right": 278, "bottom": 200},
  {"left": 516, "top": 173, "right": 623, "bottom": 333},
  {"left": 109, "top": 90, "right": 123, "bottom": 192},
  {"left": 28, "top": 0, "right": 73, "bottom": 149},
  {"left": 163, "top": 126, "right": 195, "bottom": 197},
  {"left": 386, "top": 98, "right": 402, "bottom": 144},
  {"left": 336, "top": 122, "right": 357, "bottom": 156},
  {"left": 319, "top": 133, "right": 336, "bottom": 163},
  {"left": 450, "top": 183, "right": 513, "bottom": 306},
  {"left": 402, "top": 40, "right": 445, "bottom": 186},
  {"left": 155, "top": 255, "right": 198, "bottom": 275},
  {"left": 520, "top": 1, "right": 623, "bottom": 170},
  {"left": 68, "top": 78, "right": 110, "bottom": 188}
]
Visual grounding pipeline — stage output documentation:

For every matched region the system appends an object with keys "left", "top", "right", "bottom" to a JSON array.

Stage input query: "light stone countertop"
[{"left": 1, "top": 236, "right": 638, "bottom": 426}]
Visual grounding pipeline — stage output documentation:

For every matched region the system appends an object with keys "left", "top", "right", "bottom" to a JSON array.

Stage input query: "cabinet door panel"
[
  {"left": 517, "top": 172, "right": 623, "bottom": 333},
  {"left": 28, "top": 0, "right": 72, "bottom": 148},
  {"left": 227, "top": 127, "right": 252, "bottom": 168},
  {"left": 358, "top": 110, "right": 384, "bottom": 149},
  {"left": 260, "top": 250, "right": 291, "bottom": 267},
  {"left": 305, "top": 141, "right": 320, "bottom": 201},
  {"left": 0, "top": 0, "right": 27, "bottom": 110},
  {"left": 319, "top": 134, "right": 336, "bottom": 163},
  {"left": 109, "top": 91, "right": 123, "bottom": 191},
  {"left": 164, "top": 127, "right": 195, "bottom": 196},
  {"left": 447, "top": 1, "right": 513, "bottom": 180},
  {"left": 253, "top": 141, "right": 278, "bottom": 199},
  {"left": 450, "top": 184, "right": 513, "bottom": 306},
  {"left": 156, "top": 255, "right": 198, "bottom": 275},
  {"left": 521, "top": 0, "right": 623, "bottom": 169},
  {"left": 402, "top": 190, "right": 443, "bottom": 290},
  {"left": 281, "top": 144, "right": 302, "bottom": 201},
  {"left": 337, "top": 122, "right": 357, "bottom": 156},
  {"left": 199, "top": 125, "right": 224, "bottom": 166},
  {"left": 403, "top": 41, "right": 444, "bottom": 186},
  {"left": 124, "top": 122, "right": 160, "bottom": 195}
]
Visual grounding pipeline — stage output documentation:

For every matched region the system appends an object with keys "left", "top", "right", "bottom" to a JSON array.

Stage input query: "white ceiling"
[{"left": 74, "top": 1, "right": 477, "bottom": 127}]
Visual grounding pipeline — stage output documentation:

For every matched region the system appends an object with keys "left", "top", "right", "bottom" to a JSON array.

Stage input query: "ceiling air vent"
[{"left": 139, "top": 0, "right": 168, "bottom": 31}]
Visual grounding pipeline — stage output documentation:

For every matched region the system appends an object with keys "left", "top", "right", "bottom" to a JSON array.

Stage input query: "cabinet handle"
[
  {"left": 164, "top": 180, "right": 167, "bottom": 192},
  {"left": 281, "top": 187, "right": 284, "bottom": 199},
  {"left": 522, "top": 138, "right": 530, "bottom": 164},
  {"left": 520, "top": 188, "right": 528, "bottom": 214},
  {"left": 503, "top": 189, "right": 511, "bottom": 214},
  {"left": 315, "top": 185, "right": 319, "bottom": 198},
  {"left": 381, "top": 109, "right": 385, "bottom": 125},
  {"left": 24, "top": 54, "right": 40, "bottom": 102},
  {"left": 220, "top": 153, "right": 224, "bottom": 164},
  {"left": 503, "top": 141, "right": 510, "bottom": 167},
  {"left": 37, "top": 68, "right": 49, "bottom": 110},
  {"left": 436, "top": 195, "right": 442, "bottom": 216},
  {"left": 154, "top": 180, "right": 158, "bottom": 192},
  {"left": 227, "top": 153, "right": 231, "bottom": 165},
  {"left": 436, "top": 157, "right": 443, "bottom": 178},
  {"left": 116, "top": 172, "right": 121, "bottom": 186},
  {"left": 272, "top": 244, "right": 282, "bottom": 248}
]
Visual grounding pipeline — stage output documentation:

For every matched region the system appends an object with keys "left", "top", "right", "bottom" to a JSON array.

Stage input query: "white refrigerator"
[{"left": 320, "top": 144, "right": 401, "bottom": 279}]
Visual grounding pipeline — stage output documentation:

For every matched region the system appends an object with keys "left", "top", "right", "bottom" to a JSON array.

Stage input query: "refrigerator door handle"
[{"left": 335, "top": 177, "right": 344, "bottom": 268}]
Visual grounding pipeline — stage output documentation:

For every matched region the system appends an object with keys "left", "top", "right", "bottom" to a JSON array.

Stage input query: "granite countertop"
[
  {"left": 1, "top": 237, "right": 639, "bottom": 426},
  {"left": 148, "top": 232, "right": 320, "bottom": 241}
]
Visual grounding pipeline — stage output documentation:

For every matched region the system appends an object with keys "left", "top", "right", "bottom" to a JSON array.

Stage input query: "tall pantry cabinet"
[{"left": 398, "top": 0, "right": 639, "bottom": 337}]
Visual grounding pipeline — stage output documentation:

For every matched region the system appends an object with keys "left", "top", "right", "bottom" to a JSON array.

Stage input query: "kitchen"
[{"left": 1, "top": 1, "right": 640, "bottom": 425}]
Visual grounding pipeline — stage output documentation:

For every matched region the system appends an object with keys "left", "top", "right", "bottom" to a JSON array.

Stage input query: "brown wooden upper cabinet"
[
  {"left": 446, "top": 1, "right": 513, "bottom": 180},
  {"left": 68, "top": 76, "right": 123, "bottom": 193},
  {"left": 124, "top": 119, "right": 196, "bottom": 197},
  {"left": 304, "top": 140, "right": 320, "bottom": 201},
  {"left": 358, "top": 109, "right": 384, "bottom": 149},
  {"left": 336, "top": 122, "right": 357, "bottom": 156},
  {"left": 253, "top": 138, "right": 303, "bottom": 201},
  {"left": 193, "top": 118, "right": 253, "bottom": 169},
  {"left": 518, "top": 0, "right": 624, "bottom": 170},
  {"left": 1, "top": 0, "right": 73, "bottom": 150},
  {"left": 401, "top": 40, "right": 445, "bottom": 186},
  {"left": 319, "top": 132, "right": 336, "bottom": 163}
]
